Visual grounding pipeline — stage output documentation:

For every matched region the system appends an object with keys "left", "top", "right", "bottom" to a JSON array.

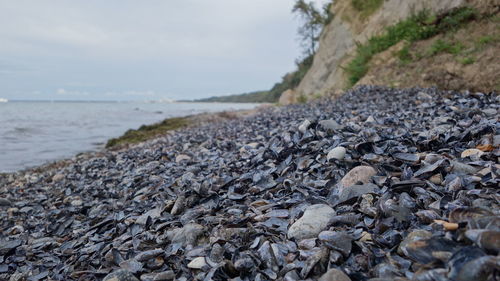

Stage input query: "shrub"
[
  {"left": 351, "top": 0, "right": 384, "bottom": 18},
  {"left": 344, "top": 7, "right": 478, "bottom": 87}
]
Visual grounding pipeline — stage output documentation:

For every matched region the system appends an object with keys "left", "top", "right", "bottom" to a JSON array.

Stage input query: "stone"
[
  {"left": 327, "top": 146, "right": 346, "bottom": 161},
  {"left": 103, "top": 269, "right": 140, "bottom": 281},
  {"left": 166, "top": 223, "right": 204, "bottom": 247},
  {"left": 318, "top": 119, "right": 342, "bottom": 131},
  {"left": 319, "top": 268, "right": 352, "bottom": 281},
  {"left": 298, "top": 119, "right": 312, "bottom": 133},
  {"left": 417, "top": 92, "right": 433, "bottom": 100},
  {"left": 52, "top": 173, "right": 65, "bottom": 182},
  {"left": 397, "top": 230, "right": 432, "bottom": 256},
  {"left": 365, "top": 115, "right": 376, "bottom": 123},
  {"left": 70, "top": 200, "right": 83, "bottom": 207},
  {"left": 279, "top": 89, "right": 297, "bottom": 105},
  {"left": 175, "top": 154, "right": 191, "bottom": 163},
  {"left": 340, "top": 166, "right": 377, "bottom": 187},
  {"left": 288, "top": 204, "right": 336, "bottom": 240},
  {"left": 187, "top": 257, "right": 207, "bottom": 269}
]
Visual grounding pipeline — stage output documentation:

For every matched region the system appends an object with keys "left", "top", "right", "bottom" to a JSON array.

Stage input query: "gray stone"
[
  {"left": 318, "top": 119, "right": 342, "bottom": 131},
  {"left": 103, "top": 269, "right": 139, "bottom": 281},
  {"left": 327, "top": 146, "right": 346, "bottom": 161},
  {"left": 166, "top": 223, "right": 204, "bottom": 247},
  {"left": 298, "top": 119, "right": 312, "bottom": 133},
  {"left": 288, "top": 204, "right": 336, "bottom": 240},
  {"left": 319, "top": 268, "right": 352, "bottom": 281},
  {"left": 340, "top": 166, "right": 377, "bottom": 187}
]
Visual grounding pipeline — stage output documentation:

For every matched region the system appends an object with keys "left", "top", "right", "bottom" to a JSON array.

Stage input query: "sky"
[{"left": 0, "top": 0, "right": 327, "bottom": 101}]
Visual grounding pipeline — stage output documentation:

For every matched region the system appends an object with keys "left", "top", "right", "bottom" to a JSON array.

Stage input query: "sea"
[{"left": 0, "top": 101, "right": 258, "bottom": 173}]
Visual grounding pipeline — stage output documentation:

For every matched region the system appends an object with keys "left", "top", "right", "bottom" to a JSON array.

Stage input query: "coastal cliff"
[{"left": 290, "top": 0, "right": 499, "bottom": 100}]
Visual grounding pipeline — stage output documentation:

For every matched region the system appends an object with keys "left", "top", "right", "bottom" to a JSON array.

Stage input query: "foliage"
[
  {"left": 397, "top": 42, "right": 413, "bottom": 63},
  {"left": 297, "top": 94, "right": 308, "bottom": 103},
  {"left": 197, "top": 90, "right": 274, "bottom": 103},
  {"left": 459, "top": 56, "right": 475, "bottom": 65},
  {"left": 351, "top": 0, "right": 384, "bottom": 18},
  {"left": 344, "top": 7, "right": 479, "bottom": 87},
  {"left": 427, "top": 39, "right": 464, "bottom": 56},
  {"left": 293, "top": 0, "right": 333, "bottom": 56},
  {"left": 106, "top": 117, "right": 189, "bottom": 148}
]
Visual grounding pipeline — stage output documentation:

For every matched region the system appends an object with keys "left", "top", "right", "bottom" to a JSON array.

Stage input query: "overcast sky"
[{"left": 0, "top": 0, "right": 327, "bottom": 101}]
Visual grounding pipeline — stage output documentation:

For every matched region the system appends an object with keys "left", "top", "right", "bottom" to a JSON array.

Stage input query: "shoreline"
[
  {"left": 0, "top": 105, "right": 271, "bottom": 178},
  {"left": 1, "top": 86, "right": 498, "bottom": 280}
]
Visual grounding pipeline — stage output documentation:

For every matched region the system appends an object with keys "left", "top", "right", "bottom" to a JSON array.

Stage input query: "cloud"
[
  {"left": 56, "top": 88, "right": 90, "bottom": 96},
  {"left": 0, "top": 0, "right": 327, "bottom": 100}
]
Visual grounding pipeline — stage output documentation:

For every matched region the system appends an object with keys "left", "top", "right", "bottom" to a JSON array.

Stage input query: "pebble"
[
  {"left": 327, "top": 146, "right": 346, "bottom": 161},
  {"left": 288, "top": 204, "right": 336, "bottom": 240},
  {"left": 340, "top": 165, "right": 377, "bottom": 187}
]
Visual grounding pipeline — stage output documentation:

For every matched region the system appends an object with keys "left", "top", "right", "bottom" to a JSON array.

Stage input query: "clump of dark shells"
[{"left": 0, "top": 86, "right": 499, "bottom": 281}]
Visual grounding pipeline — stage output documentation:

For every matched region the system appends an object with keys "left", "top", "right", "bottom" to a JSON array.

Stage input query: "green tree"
[{"left": 292, "top": 0, "right": 332, "bottom": 56}]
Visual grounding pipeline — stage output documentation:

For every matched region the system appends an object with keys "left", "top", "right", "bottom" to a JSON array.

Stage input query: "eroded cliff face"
[{"left": 293, "top": 0, "right": 496, "bottom": 97}]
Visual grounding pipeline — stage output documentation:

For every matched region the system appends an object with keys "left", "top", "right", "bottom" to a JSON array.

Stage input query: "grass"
[
  {"left": 427, "top": 39, "right": 464, "bottom": 55},
  {"left": 344, "top": 7, "right": 479, "bottom": 87},
  {"left": 106, "top": 117, "right": 190, "bottom": 149},
  {"left": 297, "top": 94, "right": 308, "bottom": 103},
  {"left": 351, "top": 0, "right": 384, "bottom": 19},
  {"left": 397, "top": 42, "right": 413, "bottom": 64},
  {"left": 458, "top": 56, "right": 475, "bottom": 65}
]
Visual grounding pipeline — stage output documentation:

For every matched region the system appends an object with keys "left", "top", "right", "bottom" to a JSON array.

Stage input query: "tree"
[{"left": 292, "top": 0, "right": 332, "bottom": 57}]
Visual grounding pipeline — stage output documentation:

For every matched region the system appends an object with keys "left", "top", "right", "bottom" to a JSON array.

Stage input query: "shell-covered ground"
[{"left": 0, "top": 86, "right": 499, "bottom": 281}]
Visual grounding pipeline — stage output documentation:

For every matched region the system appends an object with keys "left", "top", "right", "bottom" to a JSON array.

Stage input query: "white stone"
[
  {"left": 327, "top": 146, "right": 346, "bottom": 161},
  {"left": 298, "top": 119, "right": 312, "bottom": 133},
  {"left": 288, "top": 204, "right": 336, "bottom": 240},
  {"left": 187, "top": 257, "right": 207, "bottom": 269}
]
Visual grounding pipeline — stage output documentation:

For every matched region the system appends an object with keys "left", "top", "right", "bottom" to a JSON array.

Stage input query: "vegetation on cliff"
[{"left": 344, "top": 7, "right": 479, "bottom": 87}]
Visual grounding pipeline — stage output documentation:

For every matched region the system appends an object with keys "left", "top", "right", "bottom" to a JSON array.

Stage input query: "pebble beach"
[{"left": 0, "top": 86, "right": 499, "bottom": 280}]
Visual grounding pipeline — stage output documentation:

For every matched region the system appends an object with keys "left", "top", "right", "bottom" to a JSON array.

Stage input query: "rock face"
[
  {"left": 288, "top": 204, "right": 336, "bottom": 240},
  {"left": 295, "top": 0, "right": 481, "bottom": 97},
  {"left": 279, "top": 89, "right": 297, "bottom": 105}
]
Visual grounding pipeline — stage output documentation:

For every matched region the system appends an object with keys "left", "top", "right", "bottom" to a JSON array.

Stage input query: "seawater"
[{"left": 0, "top": 101, "right": 258, "bottom": 172}]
